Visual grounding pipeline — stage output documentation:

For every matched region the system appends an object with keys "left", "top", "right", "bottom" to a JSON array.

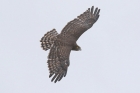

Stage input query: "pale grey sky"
[{"left": 1, "top": 0, "right": 140, "bottom": 93}]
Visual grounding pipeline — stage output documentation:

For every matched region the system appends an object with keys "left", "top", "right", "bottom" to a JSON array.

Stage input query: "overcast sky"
[{"left": 1, "top": 0, "right": 140, "bottom": 93}]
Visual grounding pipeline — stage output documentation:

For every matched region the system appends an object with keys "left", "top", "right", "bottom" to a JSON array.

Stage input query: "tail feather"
[{"left": 40, "top": 29, "right": 58, "bottom": 51}]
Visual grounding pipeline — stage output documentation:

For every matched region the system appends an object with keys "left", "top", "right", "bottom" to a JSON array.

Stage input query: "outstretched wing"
[
  {"left": 60, "top": 6, "right": 100, "bottom": 40},
  {"left": 47, "top": 40, "right": 72, "bottom": 83}
]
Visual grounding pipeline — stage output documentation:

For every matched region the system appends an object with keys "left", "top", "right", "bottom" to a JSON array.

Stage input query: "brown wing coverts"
[
  {"left": 40, "top": 29, "right": 58, "bottom": 51},
  {"left": 60, "top": 6, "right": 100, "bottom": 40},
  {"left": 47, "top": 41, "right": 71, "bottom": 83}
]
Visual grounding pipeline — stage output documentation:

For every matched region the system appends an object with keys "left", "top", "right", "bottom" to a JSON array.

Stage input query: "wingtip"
[
  {"left": 49, "top": 73, "right": 54, "bottom": 78},
  {"left": 91, "top": 6, "right": 94, "bottom": 13},
  {"left": 54, "top": 81, "right": 57, "bottom": 83}
]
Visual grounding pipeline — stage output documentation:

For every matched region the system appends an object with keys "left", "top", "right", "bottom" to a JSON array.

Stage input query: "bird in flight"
[{"left": 40, "top": 6, "right": 100, "bottom": 83}]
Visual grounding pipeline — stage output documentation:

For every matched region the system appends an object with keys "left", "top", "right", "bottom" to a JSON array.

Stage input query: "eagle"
[{"left": 40, "top": 6, "right": 100, "bottom": 83}]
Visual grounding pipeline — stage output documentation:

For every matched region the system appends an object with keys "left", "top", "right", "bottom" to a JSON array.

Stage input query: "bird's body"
[{"left": 40, "top": 6, "right": 100, "bottom": 83}]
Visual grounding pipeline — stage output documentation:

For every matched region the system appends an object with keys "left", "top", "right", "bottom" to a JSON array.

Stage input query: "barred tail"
[{"left": 40, "top": 29, "right": 58, "bottom": 51}]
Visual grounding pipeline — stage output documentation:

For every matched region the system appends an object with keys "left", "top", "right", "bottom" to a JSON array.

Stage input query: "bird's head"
[
  {"left": 72, "top": 44, "right": 81, "bottom": 51},
  {"left": 76, "top": 46, "right": 81, "bottom": 51}
]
